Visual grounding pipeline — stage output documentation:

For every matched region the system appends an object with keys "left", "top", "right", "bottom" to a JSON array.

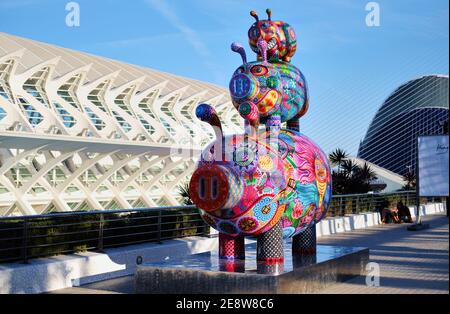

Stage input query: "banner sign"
[{"left": 418, "top": 135, "right": 449, "bottom": 197}]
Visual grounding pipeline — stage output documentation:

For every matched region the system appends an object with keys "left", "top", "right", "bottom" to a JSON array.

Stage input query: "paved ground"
[
  {"left": 317, "top": 214, "right": 449, "bottom": 294},
  {"left": 50, "top": 214, "right": 449, "bottom": 294}
]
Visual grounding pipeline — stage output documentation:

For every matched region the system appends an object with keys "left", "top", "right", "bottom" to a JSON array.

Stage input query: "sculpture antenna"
[
  {"left": 231, "top": 42, "right": 247, "bottom": 67},
  {"left": 266, "top": 8, "right": 272, "bottom": 21},
  {"left": 195, "top": 103, "right": 223, "bottom": 141},
  {"left": 250, "top": 10, "right": 259, "bottom": 22}
]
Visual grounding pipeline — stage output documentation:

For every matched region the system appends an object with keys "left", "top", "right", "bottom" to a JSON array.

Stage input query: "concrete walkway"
[
  {"left": 317, "top": 214, "right": 449, "bottom": 294},
  {"left": 50, "top": 214, "right": 449, "bottom": 294}
]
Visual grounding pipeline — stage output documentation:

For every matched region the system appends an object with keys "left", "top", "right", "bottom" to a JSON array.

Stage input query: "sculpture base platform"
[{"left": 135, "top": 242, "right": 369, "bottom": 294}]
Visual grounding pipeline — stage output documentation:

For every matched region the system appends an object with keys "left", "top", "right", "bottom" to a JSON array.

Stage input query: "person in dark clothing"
[
  {"left": 397, "top": 201, "right": 413, "bottom": 223},
  {"left": 379, "top": 200, "right": 400, "bottom": 223}
]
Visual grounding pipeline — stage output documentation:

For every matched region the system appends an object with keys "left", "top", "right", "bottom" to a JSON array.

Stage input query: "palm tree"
[
  {"left": 402, "top": 171, "right": 416, "bottom": 190},
  {"left": 358, "top": 162, "right": 377, "bottom": 184},
  {"left": 328, "top": 148, "right": 349, "bottom": 174},
  {"left": 341, "top": 159, "right": 359, "bottom": 177},
  {"left": 329, "top": 149, "right": 381, "bottom": 195},
  {"left": 178, "top": 183, "right": 193, "bottom": 205}
]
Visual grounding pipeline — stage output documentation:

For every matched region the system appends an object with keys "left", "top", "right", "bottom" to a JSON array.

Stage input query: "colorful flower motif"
[
  {"left": 291, "top": 200, "right": 303, "bottom": 219},
  {"left": 253, "top": 197, "right": 277, "bottom": 222},
  {"left": 241, "top": 186, "right": 259, "bottom": 208},
  {"left": 238, "top": 217, "right": 259, "bottom": 232}
]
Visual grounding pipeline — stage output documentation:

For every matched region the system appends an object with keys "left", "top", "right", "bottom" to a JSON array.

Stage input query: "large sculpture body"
[{"left": 189, "top": 9, "right": 331, "bottom": 264}]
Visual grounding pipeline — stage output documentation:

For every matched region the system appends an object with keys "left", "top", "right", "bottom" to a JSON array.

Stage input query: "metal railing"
[
  {"left": 327, "top": 190, "right": 445, "bottom": 217},
  {"left": 0, "top": 191, "right": 446, "bottom": 264},
  {"left": 0, "top": 205, "right": 208, "bottom": 264}
]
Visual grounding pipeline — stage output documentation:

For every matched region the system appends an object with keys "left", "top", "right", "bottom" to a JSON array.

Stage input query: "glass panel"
[
  {"left": 23, "top": 67, "right": 50, "bottom": 107},
  {"left": 53, "top": 102, "right": 76, "bottom": 127},
  {"left": 17, "top": 96, "right": 43, "bottom": 125}
]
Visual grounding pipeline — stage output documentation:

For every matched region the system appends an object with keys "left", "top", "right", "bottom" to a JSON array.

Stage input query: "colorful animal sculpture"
[
  {"left": 189, "top": 104, "right": 332, "bottom": 239},
  {"left": 188, "top": 9, "right": 331, "bottom": 262},
  {"left": 229, "top": 41, "right": 308, "bottom": 130},
  {"left": 248, "top": 9, "right": 297, "bottom": 63}
]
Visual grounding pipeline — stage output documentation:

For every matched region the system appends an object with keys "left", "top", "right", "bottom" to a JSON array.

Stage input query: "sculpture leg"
[
  {"left": 218, "top": 259, "right": 245, "bottom": 272},
  {"left": 256, "top": 220, "right": 284, "bottom": 263},
  {"left": 292, "top": 224, "right": 317, "bottom": 255},
  {"left": 218, "top": 233, "right": 245, "bottom": 260}
]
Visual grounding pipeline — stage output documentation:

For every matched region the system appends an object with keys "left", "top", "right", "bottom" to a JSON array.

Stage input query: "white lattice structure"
[{"left": 0, "top": 32, "right": 242, "bottom": 216}]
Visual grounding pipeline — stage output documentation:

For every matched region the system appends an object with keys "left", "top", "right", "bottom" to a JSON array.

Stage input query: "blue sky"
[{"left": 1, "top": 0, "right": 448, "bottom": 155}]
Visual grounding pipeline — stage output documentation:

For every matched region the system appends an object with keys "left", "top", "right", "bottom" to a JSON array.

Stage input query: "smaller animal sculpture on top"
[
  {"left": 229, "top": 41, "right": 308, "bottom": 132},
  {"left": 248, "top": 8, "right": 297, "bottom": 63}
]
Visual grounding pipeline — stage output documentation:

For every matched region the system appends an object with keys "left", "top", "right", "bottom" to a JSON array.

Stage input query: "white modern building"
[
  {"left": 358, "top": 74, "right": 449, "bottom": 176},
  {"left": 0, "top": 32, "right": 242, "bottom": 216}
]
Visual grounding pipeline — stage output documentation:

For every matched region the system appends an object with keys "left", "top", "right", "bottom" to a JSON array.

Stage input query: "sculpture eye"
[
  {"left": 248, "top": 26, "right": 260, "bottom": 39},
  {"left": 250, "top": 65, "right": 268, "bottom": 76}
]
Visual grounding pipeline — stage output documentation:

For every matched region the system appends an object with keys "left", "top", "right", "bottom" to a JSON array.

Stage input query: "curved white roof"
[
  {"left": 0, "top": 32, "right": 243, "bottom": 216},
  {"left": 0, "top": 32, "right": 227, "bottom": 99}
]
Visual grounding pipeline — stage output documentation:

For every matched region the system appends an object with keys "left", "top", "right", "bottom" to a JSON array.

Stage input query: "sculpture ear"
[
  {"left": 196, "top": 103, "right": 224, "bottom": 142},
  {"left": 282, "top": 23, "right": 297, "bottom": 47}
]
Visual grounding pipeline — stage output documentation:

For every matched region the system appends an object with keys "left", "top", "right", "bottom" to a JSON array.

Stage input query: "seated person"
[
  {"left": 380, "top": 201, "right": 400, "bottom": 223},
  {"left": 397, "top": 201, "right": 413, "bottom": 223}
]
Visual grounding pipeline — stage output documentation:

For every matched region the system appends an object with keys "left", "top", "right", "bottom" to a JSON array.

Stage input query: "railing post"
[
  {"left": 157, "top": 209, "right": 162, "bottom": 244},
  {"left": 22, "top": 217, "right": 29, "bottom": 264},
  {"left": 98, "top": 213, "right": 104, "bottom": 251}
]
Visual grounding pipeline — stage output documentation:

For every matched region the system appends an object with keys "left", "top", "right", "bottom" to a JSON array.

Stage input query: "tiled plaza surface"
[
  {"left": 50, "top": 214, "right": 449, "bottom": 294},
  {"left": 317, "top": 214, "right": 449, "bottom": 294}
]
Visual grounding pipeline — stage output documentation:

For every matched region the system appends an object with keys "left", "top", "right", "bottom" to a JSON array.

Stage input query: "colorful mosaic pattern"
[
  {"left": 192, "top": 130, "right": 331, "bottom": 237},
  {"left": 229, "top": 61, "right": 308, "bottom": 123},
  {"left": 189, "top": 8, "right": 331, "bottom": 240},
  {"left": 248, "top": 9, "right": 297, "bottom": 63}
]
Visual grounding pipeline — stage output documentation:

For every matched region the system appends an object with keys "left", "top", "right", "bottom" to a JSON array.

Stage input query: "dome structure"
[{"left": 358, "top": 75, "right": 449, "bottom": 176}]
